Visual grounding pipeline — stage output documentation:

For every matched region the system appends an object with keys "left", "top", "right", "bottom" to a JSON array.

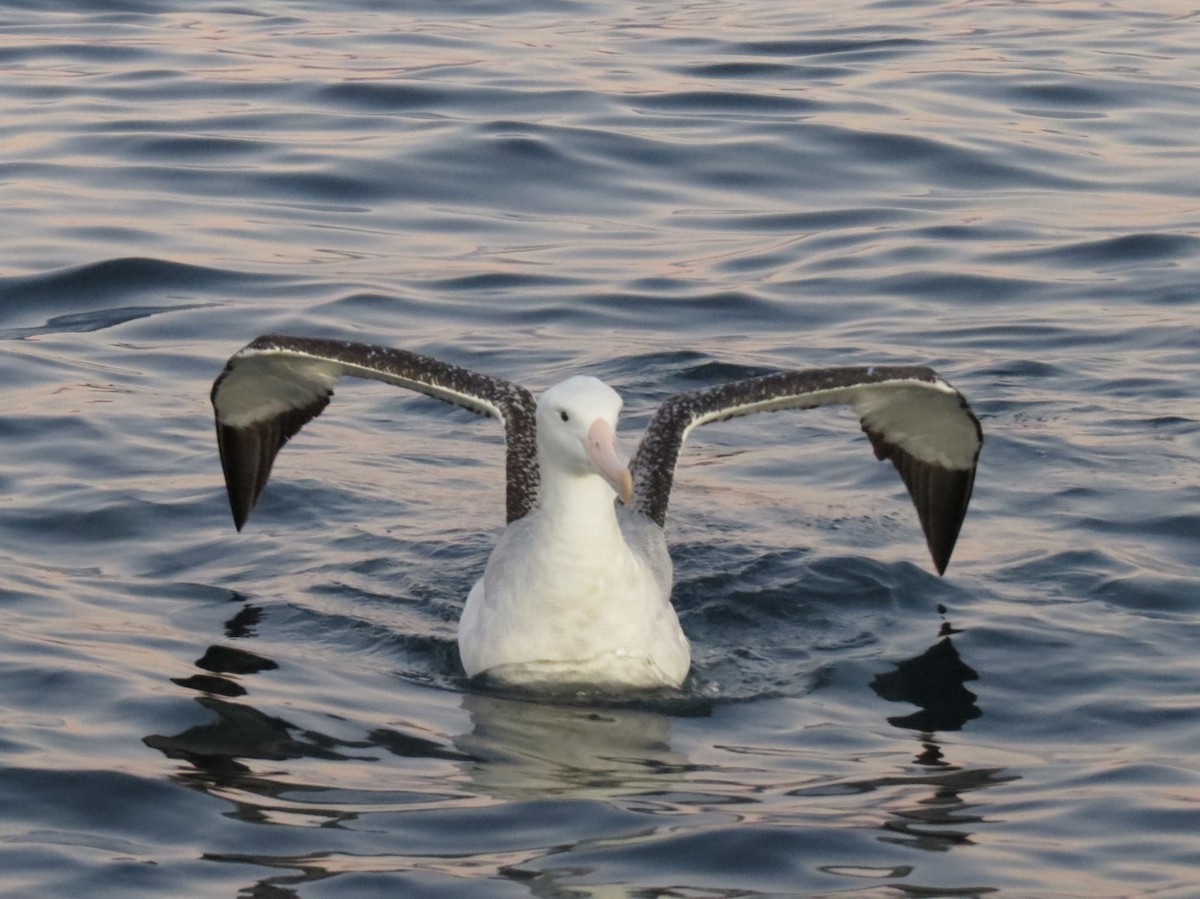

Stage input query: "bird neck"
[{"left": 535, "top": 469, "right": 625, "bottom": 548}]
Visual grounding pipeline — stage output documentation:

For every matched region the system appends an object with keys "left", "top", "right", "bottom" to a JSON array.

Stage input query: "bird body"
[
  {"left": 210, "top": 336, "right": 982, "bottom": 689},
  {"left": 460, "top": 376, "right": 687, "bottom": 687},
  {"left": 460, "top": 505, "right": 686, "bottom": 687}
]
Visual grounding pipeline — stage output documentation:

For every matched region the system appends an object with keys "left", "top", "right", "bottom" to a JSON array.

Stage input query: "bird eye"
[{"left": 559, "top": 410, "right": 570, "bottom": 422}]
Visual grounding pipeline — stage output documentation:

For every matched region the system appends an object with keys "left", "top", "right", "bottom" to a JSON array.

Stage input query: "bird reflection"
[
  {"left": 870, "top": 611, "right": 981, "bottom": 733},
  {"left": 145, "top": 694, "right": 366, "bottom": 778},
  {"left": 145, "top": 602, "right": 699, "bottom": 807},
  {"left": 876, "top": 764, "right": 1011, "bottom": 853},
  {"left": 145, "top": 608, "right": 375, "bottom": 791},
  {"left": 145, "top": 595, "right": 1017, "bottom": 897},
  {"left": 860, "top": 610, "right": 1017, "bottom": 859},
  {"left": 223, "top": 599, "right": 265, "bottom": 639},
  {"left": 449, "top": 690, "right": 696, "bottom": 801}
]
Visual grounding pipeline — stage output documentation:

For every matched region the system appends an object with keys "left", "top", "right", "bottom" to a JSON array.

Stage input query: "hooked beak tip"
[{"left": 616, "top": 469, "right": 634, "bottom": 506}]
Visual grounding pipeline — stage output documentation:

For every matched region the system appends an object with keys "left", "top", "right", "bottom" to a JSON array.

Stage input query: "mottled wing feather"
[
  {"left": 631, "top": 366, "right": 982, "bottom": 574},
  {"left": 210, "top": 335, "right": 538, "bottom": 530}
]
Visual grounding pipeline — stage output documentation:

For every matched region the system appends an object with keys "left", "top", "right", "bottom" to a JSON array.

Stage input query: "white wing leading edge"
[
  {"left": 210, "top": 335, "right": 538, "bottom": 530},
  {"left": 629, "top": 366, "right": 982, "bottom": 574}
]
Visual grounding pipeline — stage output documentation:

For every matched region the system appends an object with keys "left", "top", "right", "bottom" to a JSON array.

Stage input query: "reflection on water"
[
  {"left": 866, "top": 613, "right": 1013, "bottom": 864},
  {"left": 140, "top": 597, "right": 1019, "bottom": 897},
  {"left": 3, "top": 0, "right": 1198, "bottom": 893},
  {"left": 871, "top": 613, "right": 981, "bottom": 733},
  {"left": 454, "top": 692, "right": 693, "bottom": 801},
  {"left": 146, "top": 695, "right": 371, "bottom": 774},
  {"left": 876, "top": 763, "right": 1014, "bottom": 856},
  {"left": 146, "top": 636, "right": 696, "bottom": 805}
]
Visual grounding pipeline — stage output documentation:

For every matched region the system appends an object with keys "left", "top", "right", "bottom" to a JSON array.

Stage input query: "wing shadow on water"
[
  {"left": 144, "top": 594, "right": 986, "bottom": 793},
  {"left": 144, "top": 630, "right": 700, "bottom": 802},
  {"left": 142, "top": 597, "right": 704, "bottom": 897},
  {"left": 142, "top": 593, "right": 701, "bottom": 799},
  {"left": 870, "top": 613, "right": 981, "bottom": 735},
  {"left": 838, "top": 610, "right": 1020, "bottom": 865},
  {"left": 144, "top": 595, "right": 1016, "bottom": 896}
]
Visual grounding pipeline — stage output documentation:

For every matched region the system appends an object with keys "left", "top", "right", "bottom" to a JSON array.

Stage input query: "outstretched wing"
[
  {"left": 630, "top": 366, "right": 982, "bottom": 574},
  {"left": 210, "top": 335, "right": 538, "bottom": 530}
]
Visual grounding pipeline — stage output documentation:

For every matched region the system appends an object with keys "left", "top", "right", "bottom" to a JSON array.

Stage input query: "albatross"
[{"left": 211, "top": 335, "right": 982, "bottom": 689}]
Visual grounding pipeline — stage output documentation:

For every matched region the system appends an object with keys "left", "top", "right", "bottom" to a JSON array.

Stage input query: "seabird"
[{"left": 211, "top": 335, "right": 982, "bottom": 689}]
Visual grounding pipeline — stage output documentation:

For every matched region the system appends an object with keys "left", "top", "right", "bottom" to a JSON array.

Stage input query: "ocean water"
[{"left": 1, "top": 0, "right": 1198, "bottom": 896}]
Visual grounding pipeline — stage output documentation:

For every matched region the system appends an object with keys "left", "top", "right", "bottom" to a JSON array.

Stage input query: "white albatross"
[{"left": 211, "top": 335, "right": 982, "bottom": 689}]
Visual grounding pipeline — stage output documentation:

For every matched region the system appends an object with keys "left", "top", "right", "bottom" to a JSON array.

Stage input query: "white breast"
[{"left": 458, "top": 503, "right": 690, "bottom": 689}]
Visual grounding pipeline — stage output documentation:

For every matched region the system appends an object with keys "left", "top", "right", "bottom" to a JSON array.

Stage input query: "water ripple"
[{"left": 2, "top": 1, "right": 1199, "bottom": 896}]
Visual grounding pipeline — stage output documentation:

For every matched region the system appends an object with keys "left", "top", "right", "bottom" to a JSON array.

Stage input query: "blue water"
[{"left": 2, "top": 1, "right": 1198, "bottom": 896}]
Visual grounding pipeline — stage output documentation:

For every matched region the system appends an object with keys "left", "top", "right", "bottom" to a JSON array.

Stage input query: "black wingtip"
[
  {"left": 934, "top": 464, "right": 977, "bottom": 575},
  {"left": 932, "top": 548, "right": 950, "bottom": 577},
  {"left": 865, "top": 428, "right": 976, "bottom": 576},
  {"left": 216, "top": 421, "right": 276, "bottom": 533},
  {"left": 231, "top": 504, "right": 248, "bottom": 533},
  {"left": 919, "top": 464, "right": 975, "bottom": 576},
  {"left": 212, "top": 375, "right": 333, "bottom": 533}
]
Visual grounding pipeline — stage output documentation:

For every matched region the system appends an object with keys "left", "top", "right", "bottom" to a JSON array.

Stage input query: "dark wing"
[
  {"left": 210, "top": 335, "right": 538, "bottom": 530},
  {"left": 629, "top": 366, "right": 982, "bottom": 575}
]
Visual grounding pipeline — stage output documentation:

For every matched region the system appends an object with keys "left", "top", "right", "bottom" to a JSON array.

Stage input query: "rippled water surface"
[{"left": 2, "top": 1, "right": 1199, "bottom": 896}]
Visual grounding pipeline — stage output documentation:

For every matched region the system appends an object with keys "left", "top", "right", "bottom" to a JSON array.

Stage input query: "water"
[{"left": 2, "top": 1, "right": 1198, "bottom": 895}]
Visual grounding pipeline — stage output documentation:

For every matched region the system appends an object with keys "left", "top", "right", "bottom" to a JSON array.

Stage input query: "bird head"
[{"left": 536, "top": 376, "right": 633, "bottom": 504}]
